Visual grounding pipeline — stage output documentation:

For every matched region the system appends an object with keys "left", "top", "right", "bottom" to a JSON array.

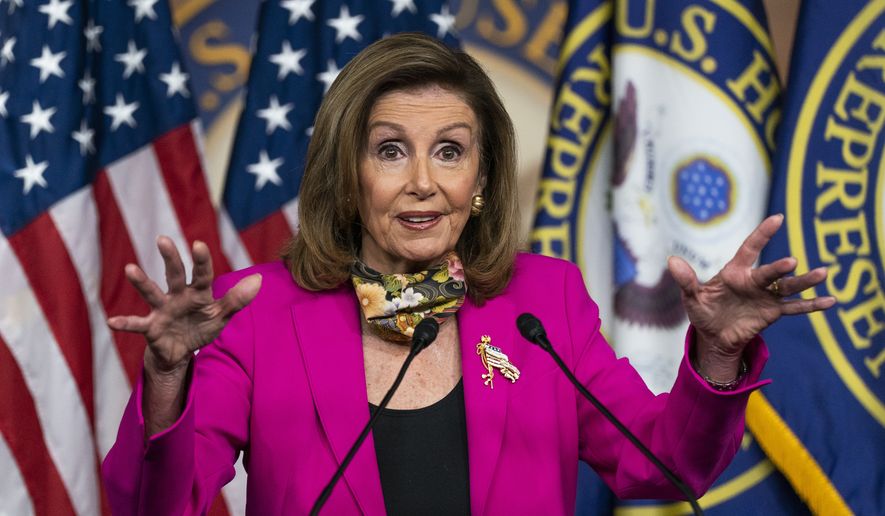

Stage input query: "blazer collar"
[
  {"left": 458, "top": 293, "right": 518, "bottom": 516},
  {"left": 291, "top": 285, "right": 385, "bottom": 515},
  {"left": 293, "top": 286, "right": 519, "bottom": 516}
]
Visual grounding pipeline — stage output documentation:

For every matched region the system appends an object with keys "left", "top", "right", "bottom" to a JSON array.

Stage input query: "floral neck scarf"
[{"left": 351, "top": 252, "right": 466, "bottom": 342}]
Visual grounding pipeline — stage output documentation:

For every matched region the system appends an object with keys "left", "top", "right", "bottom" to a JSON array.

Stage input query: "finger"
[
  {"left": 780, "top": 296, "right": 836, "bottom": 315},
  {"left": 777, "top": 266, "right": 828, "bottom": 297},
  {"left": 731, "top": 214, "right": 784, "bottom": 268},
  {"left": 107, "top": 314, "right": 151, "bottom": 333},
  {"left": 750, "top": 256, "right": 797, "bottom": 288},
  {"left": 157, "top": 236, "right": 187, "bottom": 294},
  {"left": 124, "top": 263, "right": 166, "bottom": 308},
  {"left": 190, "top": 241, "right": 214, "bottom": 291},
  {"left": 217, "top": 274, "right": 262, "bottom": 318},
  {"left": 667, "top": 256, "right": 700, "bottom": 297}
]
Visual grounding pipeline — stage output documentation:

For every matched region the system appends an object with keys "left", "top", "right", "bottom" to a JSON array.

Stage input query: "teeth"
[{"left": 403, "top": 216, "right": 435, "bottom": 223}]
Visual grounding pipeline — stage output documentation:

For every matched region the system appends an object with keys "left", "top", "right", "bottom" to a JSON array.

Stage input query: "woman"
[{"left": 102, "top": 33, "right": 833, "bottom": 515}]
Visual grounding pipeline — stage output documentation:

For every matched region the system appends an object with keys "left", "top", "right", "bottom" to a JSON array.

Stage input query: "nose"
[{"left": 406, "top": 156, "right": 436, "bottom": 199}]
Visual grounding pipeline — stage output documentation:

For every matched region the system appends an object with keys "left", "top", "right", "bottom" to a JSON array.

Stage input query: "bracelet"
[{"left": 698, "top": 360, "right": 748, "bottom": 391}]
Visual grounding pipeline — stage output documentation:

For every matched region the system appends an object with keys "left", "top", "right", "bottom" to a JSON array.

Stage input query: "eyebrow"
[{"left": 367, "top": 121, "right": 474, "bottom": 137}]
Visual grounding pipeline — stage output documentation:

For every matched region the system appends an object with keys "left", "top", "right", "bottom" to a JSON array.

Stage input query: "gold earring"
[{"left": 470, "top": 194, "right": 485, "bottom": 216}]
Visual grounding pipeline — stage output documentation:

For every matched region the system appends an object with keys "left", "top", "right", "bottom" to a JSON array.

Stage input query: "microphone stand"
[
  {"left": 310, "top": 318, "right": 439, "bottom": 515},
  {"left": 517, "top": 314, "right": 704, "bottom": 516}
]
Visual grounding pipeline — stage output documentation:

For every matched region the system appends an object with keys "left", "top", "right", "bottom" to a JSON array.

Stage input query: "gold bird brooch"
[{"left": 476, "top": 335, "right": 520, "bottom": 389}]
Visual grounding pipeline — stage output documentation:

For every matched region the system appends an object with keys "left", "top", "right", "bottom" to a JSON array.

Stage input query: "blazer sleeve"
[
  {"left": 563, "top": 261, "right": 769, "bottom": 500},
  {"left": 101, "top": 274, "right": 255, "bottom": 516}
]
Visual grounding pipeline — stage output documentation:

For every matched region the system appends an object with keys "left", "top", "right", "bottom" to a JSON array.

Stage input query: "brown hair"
[{"left": 282, "top": 32, "right": 519, "bottom": 304}]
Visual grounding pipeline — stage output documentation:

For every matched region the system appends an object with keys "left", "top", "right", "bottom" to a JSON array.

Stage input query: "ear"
[{"left": 475, "top": 169, "right": 487, "bottom": 195}]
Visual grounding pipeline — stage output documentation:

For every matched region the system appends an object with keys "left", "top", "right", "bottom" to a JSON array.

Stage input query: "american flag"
[
  {"left": 221, "top": 0, "right": 459, "bottom": 264},
  {"left": 0, "top": 0, "right": 232, "bottom": 514}
]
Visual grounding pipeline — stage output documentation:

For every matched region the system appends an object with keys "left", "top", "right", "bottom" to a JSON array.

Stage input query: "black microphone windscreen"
[
  {"left": 411, "top": 317, "right": 440, "bottom": 352},
  {"left": 517, "top": 313, "right": 546, "bottom": 343}
]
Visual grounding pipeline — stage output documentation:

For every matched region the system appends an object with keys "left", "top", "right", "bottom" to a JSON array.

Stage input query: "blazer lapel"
[
  {"left": 458, "top": 294, "right": 519, "bottom": 516},
  {"left": 291, "top": 286, "right": 385, "bottom": 515}
]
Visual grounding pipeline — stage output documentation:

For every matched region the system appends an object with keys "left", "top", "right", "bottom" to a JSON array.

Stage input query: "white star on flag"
[
  {"left": 257, "top": 95, "right": 294, "bottom": 134},
  {"left": 159, "top": 61, "right": 190, "bottom": 97},
  {"left": 7, "top": 0, "right": 23, "bottom": 14},
  {"left": 429, "top": 5, "right": 456, "bottom": 38},
  {"left": 128, "top": 0, "right": 159, "bottom": 22},
  {"left": 104, "top": 93, "right": 139, "bottom": 130},
  {"left": 327, "top": 5, "right": 364, "bottom": 43},
  {"left": 388, "top": 0, "right": 416, "bottom": 16},
  {"left": 247, "top": 150, "right": 284, "bottom": 190},
  {"left": 1, "top": 36, "right": 15, "bottom": 66},
  {"left": 280, "top": 0, "right": 315, "bottom": 25},
  {"left": 317, "top": 59, "right": 341, "bottom": 94},
  {"left": 270, "top": 40, "right": 307, "bottom": 79},
  {"left": 84, "top": 20, "right": 103, "bottom": 52},
  {"left": 38, "top": 0, "right": 73, "bottom": 29},
  {"left": 115, "top": 40, "right": 148, "bottom": 78},
  {"left": 30, "top": 45, "right": 66, "bottom": 83},
  {"left": 14, "top": 155, "right": 49, "bottom": 194},
  {"left": 72, "top": 119, "right": 95, "bottom": 155},
  {"left": 22, "top": 100, "right": 56, "bottom": 139},
  {"left": 79, "top": 70, "right": 96, "bottom": 104},
  {"left": 0, "top": 89, "right": 8, "bottom": 117}
]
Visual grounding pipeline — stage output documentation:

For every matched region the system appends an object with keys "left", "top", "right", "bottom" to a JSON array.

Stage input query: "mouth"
[{"left": 396, "top": 211, "right": 442, "bottom": 230}]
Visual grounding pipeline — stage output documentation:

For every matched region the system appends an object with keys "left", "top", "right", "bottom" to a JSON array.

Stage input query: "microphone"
[
  {"left": 516, "top": 313, "right": 704, "bottom": 516},
  {"left": 410, "top": 315, "right": 439, "bottom": 354},
  {"left": 310, "top": 317, "right": 440, "bottom": 515}
]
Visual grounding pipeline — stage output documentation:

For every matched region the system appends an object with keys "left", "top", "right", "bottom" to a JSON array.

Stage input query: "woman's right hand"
[{"left": 108, "top": 236, "right": 262, "bottom": 377}]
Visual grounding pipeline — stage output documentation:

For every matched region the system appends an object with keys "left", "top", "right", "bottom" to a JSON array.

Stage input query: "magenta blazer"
[{"left": 102, "top": 253, "right": 768, "bottom": 515}]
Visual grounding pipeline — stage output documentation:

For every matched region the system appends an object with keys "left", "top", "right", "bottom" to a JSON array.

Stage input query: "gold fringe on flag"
[{"left": 746, "top": 392, "right": 852, "bottom": 515}]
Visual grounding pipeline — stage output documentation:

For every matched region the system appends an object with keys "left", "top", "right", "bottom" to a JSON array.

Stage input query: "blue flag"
[
  {"left": 750, "top": 0, "right": 885, "bottom": 513},
  {"left": 534, "top": 0, "right": 813, "bottom": 513},
  {"left": 221, "top": 0, "right": 458, "bottom": 264}
]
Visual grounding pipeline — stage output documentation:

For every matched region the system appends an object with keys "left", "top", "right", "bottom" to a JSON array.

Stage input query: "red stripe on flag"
[
  {"left": 152, "top": 124, "right": 232, "bottom": 275},
  {"left": 94, "top": 171, "right": 149, "bottom": 385},
  {"left": 208, "top": 493, "right": 232, "bottom": 516},
  {"left": 0, "top": 337, "right": 77, "bottom": 515},
  {"left": 7, "top": 214, "right": 95, "bottom": 424},
  {"left": 239, "top": 210, "right": 294, "bottom": 264}
]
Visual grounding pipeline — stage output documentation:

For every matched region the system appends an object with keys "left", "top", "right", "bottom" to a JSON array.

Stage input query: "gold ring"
[{"left": 768, "top": 279, "right": 782, "bottom": 297}]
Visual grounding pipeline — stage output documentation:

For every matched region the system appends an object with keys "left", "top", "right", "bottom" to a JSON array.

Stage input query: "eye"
[
  {"left": 437, "top": 144, "right": 462, "bottom": 161},
  {"left": 378, "top": 143, "right": 403, "bottom": 160}
]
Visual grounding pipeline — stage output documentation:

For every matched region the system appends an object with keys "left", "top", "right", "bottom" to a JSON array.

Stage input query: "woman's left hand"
[{"left": 667, "top": 214, "right": 836, "bottom": 382}]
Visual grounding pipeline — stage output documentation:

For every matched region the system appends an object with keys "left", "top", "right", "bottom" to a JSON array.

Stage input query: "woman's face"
[{"left": 357, "top": 86, "right": 484, "bottom": 273}]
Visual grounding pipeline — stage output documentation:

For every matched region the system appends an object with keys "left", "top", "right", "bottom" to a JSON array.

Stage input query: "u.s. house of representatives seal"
[{"left": 534, "top": 0, "right": 780, "bottom": 393}]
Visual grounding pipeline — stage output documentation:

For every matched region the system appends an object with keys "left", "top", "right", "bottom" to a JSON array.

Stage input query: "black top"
[{"left": 369, "top": 379, "right": 471, "bottom": 516}]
